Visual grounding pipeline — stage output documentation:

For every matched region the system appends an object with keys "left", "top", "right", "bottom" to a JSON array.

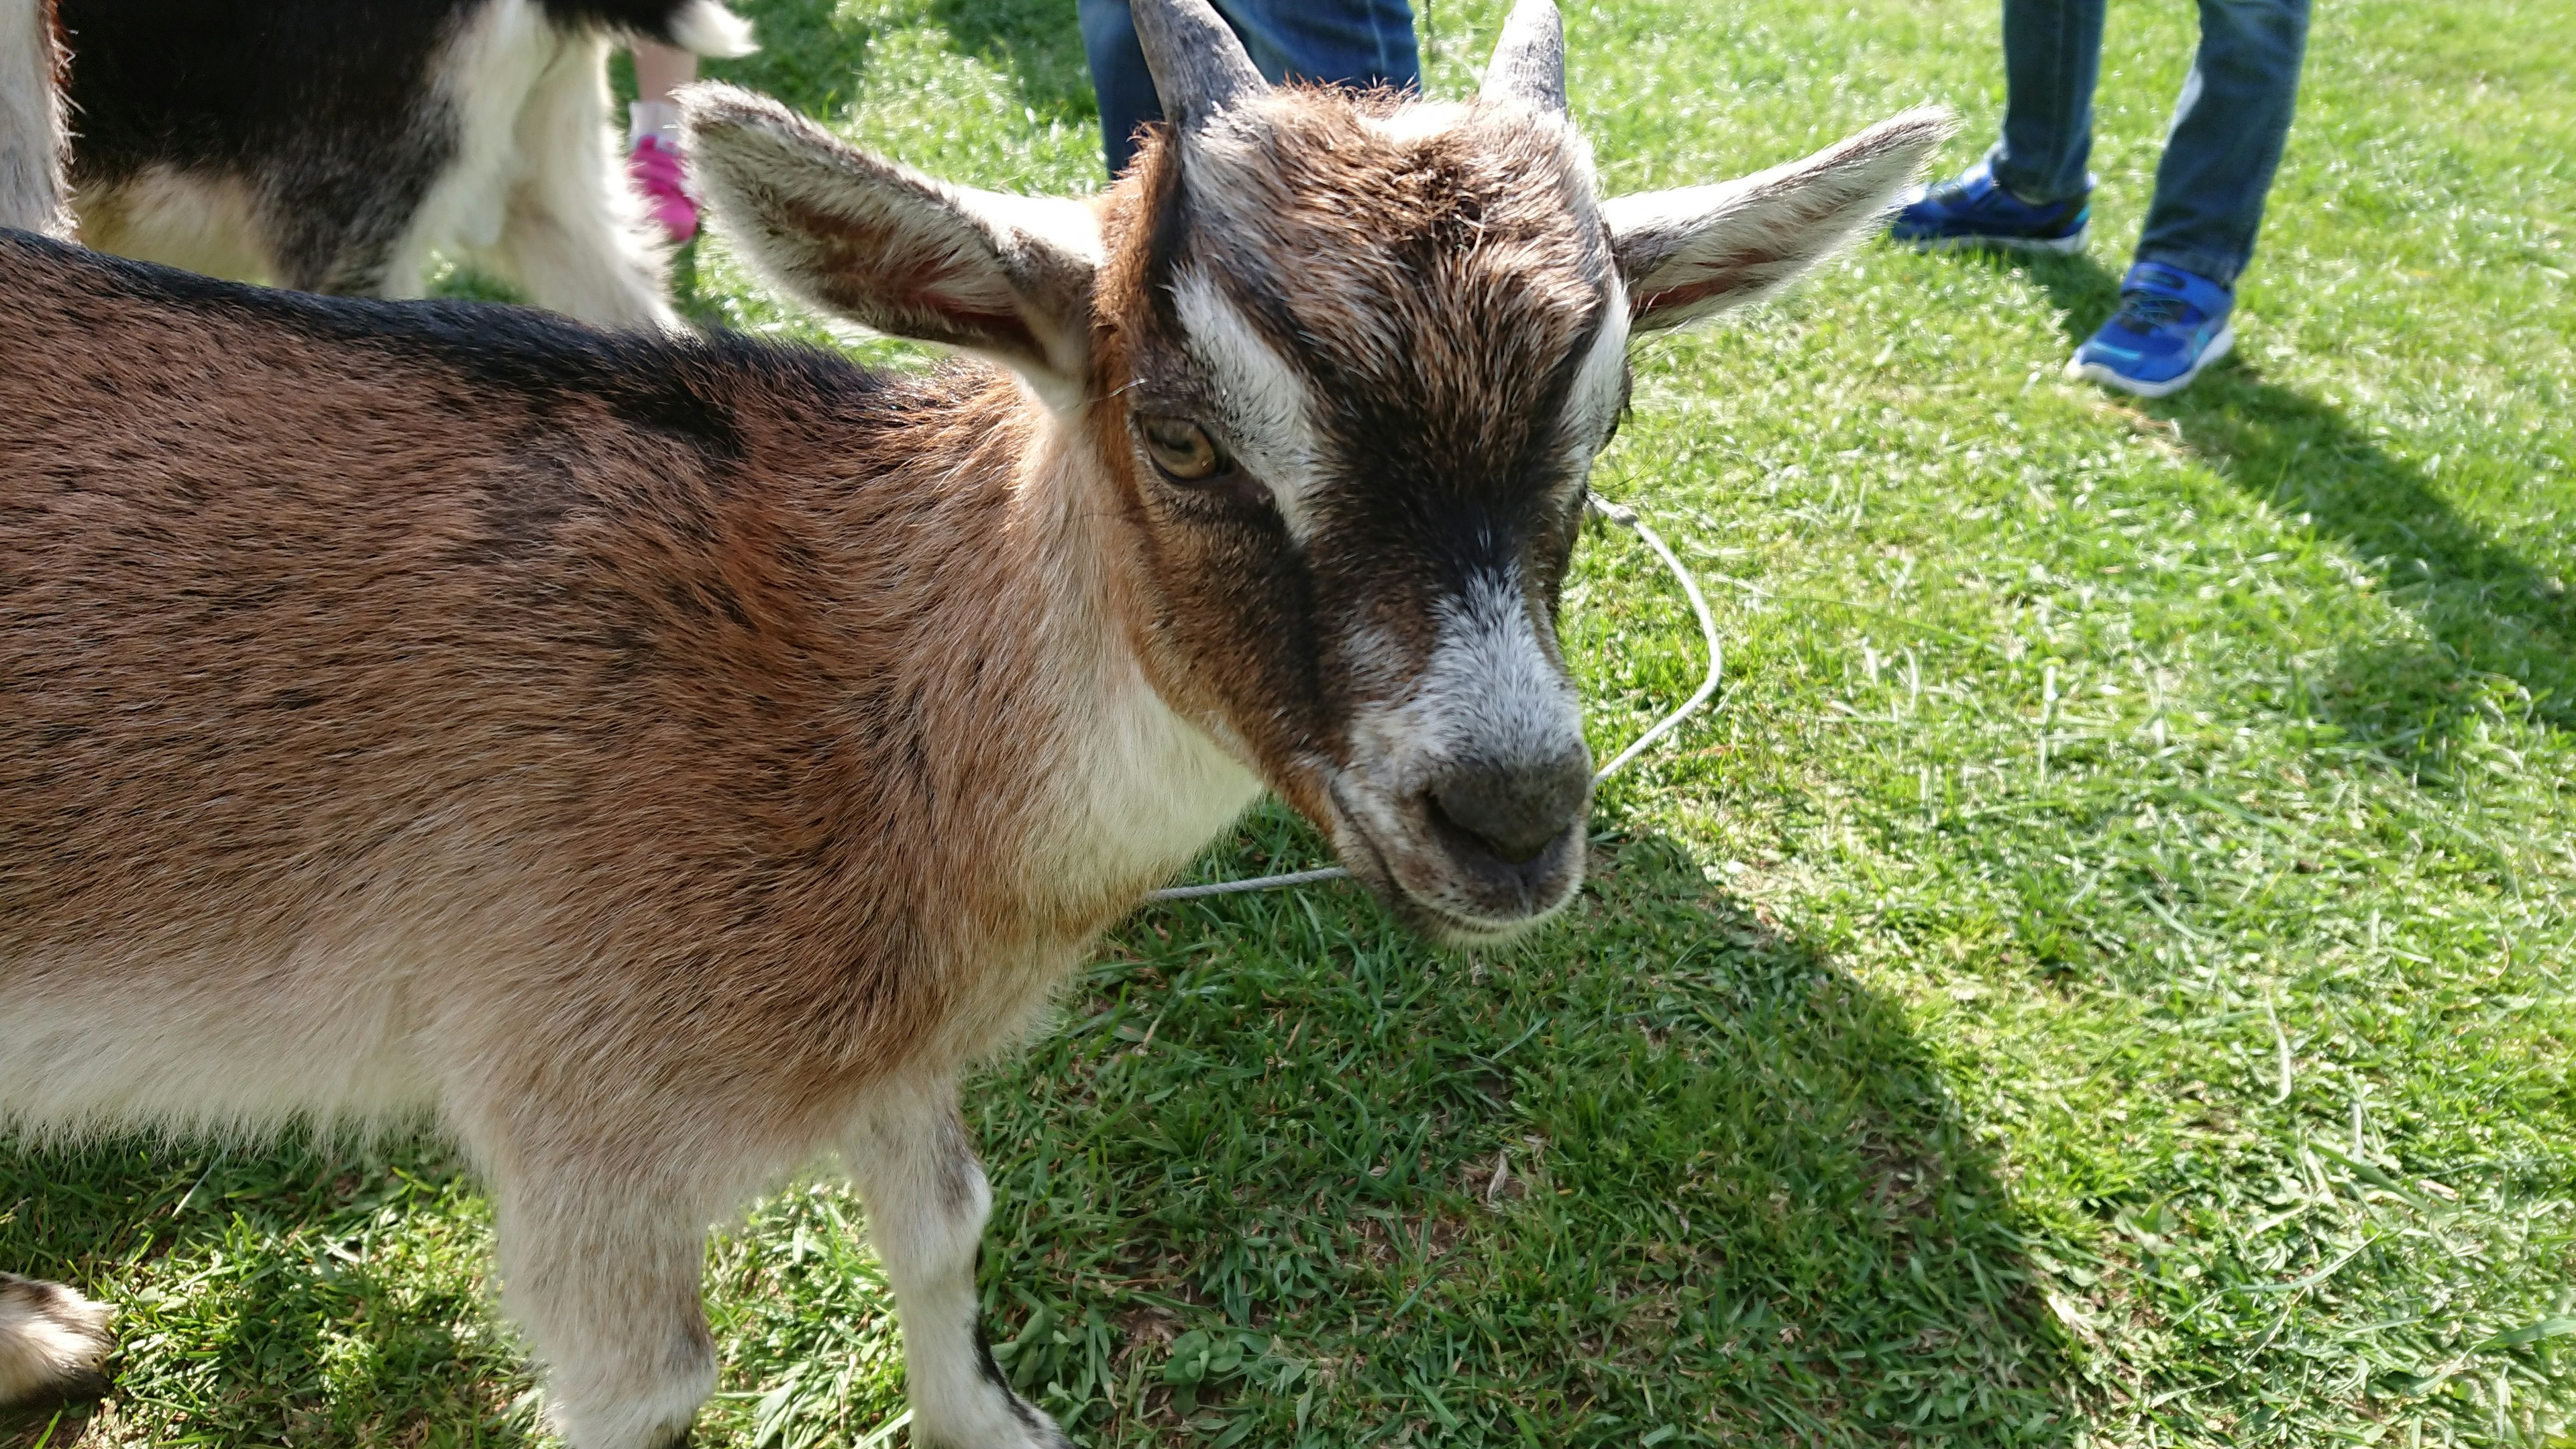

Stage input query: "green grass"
[{"left": 9, "top": 0, "right": 2575, "bottom": 1444}]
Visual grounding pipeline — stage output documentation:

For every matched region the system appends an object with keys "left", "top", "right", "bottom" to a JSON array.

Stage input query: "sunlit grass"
[{"left": 7, "top": 0, "right": 2573, "bottom": 1444}]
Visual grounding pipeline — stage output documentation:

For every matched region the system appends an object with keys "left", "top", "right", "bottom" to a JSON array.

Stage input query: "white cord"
[
  {"left": 1144, "top": 493, "right": 1724, "bottom": 902},
  {"left": 1581, "top": 496, "right": 1725, "bottom": 782},
  {"left": 1144, "top": 866, "right": 1358, "bottom": 902}
]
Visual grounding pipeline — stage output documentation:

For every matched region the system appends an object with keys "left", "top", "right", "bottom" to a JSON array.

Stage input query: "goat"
[
  {"left": 0, "top": 1, "right": 1947, "bottom": 1442},
  {"left": 23, "top": 0, "right": 752, "bottom": 329}
]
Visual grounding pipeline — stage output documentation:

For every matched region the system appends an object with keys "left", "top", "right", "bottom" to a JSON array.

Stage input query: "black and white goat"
[
  {"left": 3, "top": 0, "right": 750, "bottom": 327},
  {"left": 0, "top": 1, "right": 1946, "bottom": 1443}
]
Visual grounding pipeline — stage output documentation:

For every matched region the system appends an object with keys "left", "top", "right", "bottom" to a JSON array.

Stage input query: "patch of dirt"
[{"left": 1110, "top": 1303, "right": 1179, "bottom": 1373}]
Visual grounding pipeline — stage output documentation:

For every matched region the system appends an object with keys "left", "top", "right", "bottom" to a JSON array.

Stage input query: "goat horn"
[
  {"left": 1132, "top": 0, "right": 1268, "bottom": 128},
  {"left": 1480, "top": 0, "right": 1568, "bottom": 114}
]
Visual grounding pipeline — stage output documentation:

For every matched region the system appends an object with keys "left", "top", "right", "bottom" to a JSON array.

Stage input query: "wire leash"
[{"left": 1145, "top": 493, "right": 1725, "bottom": 902}]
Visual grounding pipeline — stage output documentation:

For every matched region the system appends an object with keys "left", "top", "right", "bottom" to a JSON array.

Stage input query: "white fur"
[
  {"left": 669, "top": 0, "right": 757, "bottom": 58},
  {"left": 73, "top": 166, "right": 276, "bottom": 281},
  {"left": 1563, "top": 278, "right": 1629, "bottom": 470},
  {"left": 1021, "top": 427, "right": 1263, "bottom": 915},
  {"left": 1362, "top": 99, "right": 1467, "bottom": 147},
  {"left": 400, "top": 0, "right": 556, "bottom": 267},
  {"left": 0, "top": 1277, "right": 111, "bottom": 1406},
  {"left": 963, "top": 189, "right": 1106, "bottom": 272},
  {"left": 490, "top": 25, "right": 679, "bottom": 330},
  {"left": 842, "top": 1085, "right": 1067, "bottom": 1449},
  {"left": 488, "top": 1169, "right": 729, "bottom": 1449},
  {"left": 1, "top": 947, "right": 435, "bottom": 1140},
  {"left": 399, "top": 0, "right": 680, "bottom": 330},
  {"left": 0, "top": 0, "right": 68, "bottom": 237},
  {"left": 0, "top": 834, "right": 580, "bottom": 1142},
  {"left": 1413, "top": 569, "right": 1582, "bottom": 777},
  {"left": 1039, "top": 657, "right": 1259, "bottom": 906},
  {"left": 1171, "top": 265, "right": 1328, "bottom": 539},
  {"left": 0, "top": 864, "right": 791, "bottom": 1445}
]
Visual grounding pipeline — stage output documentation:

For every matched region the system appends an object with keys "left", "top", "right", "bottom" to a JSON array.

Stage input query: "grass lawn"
[{"left": 7, "top": 0, "right": 2574, "bottom": 1444}]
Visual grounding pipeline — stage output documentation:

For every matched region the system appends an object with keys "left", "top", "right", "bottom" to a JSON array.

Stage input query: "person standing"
[
  {"left": 1079, "top": 0, "right": 1419, "bottom": 177},
  {"left": 1891, "top": 0, "right": 2310, "bottom": 396}
]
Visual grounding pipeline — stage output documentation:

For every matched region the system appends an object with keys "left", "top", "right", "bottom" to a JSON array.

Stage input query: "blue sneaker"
[
  {"left": 2066, "top": 262, "right": 2236, "bottom": 398},
  {"left": 1888, "top": 158, "right": 2089, "bottom": 254}
]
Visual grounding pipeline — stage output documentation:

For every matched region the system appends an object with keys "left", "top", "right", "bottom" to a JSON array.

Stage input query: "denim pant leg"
[
  {"left": 1079, "top": 0, "right": 1420, "bottom": 176},
  {"left": 1992, "top": 0, "right": 2107, "bottom": 205},
  {"left": 2135, "top": 0, "right": 2310, "bottom": 288}
]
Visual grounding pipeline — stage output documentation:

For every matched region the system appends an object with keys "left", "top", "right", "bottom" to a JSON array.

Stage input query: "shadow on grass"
[
  {"left": 983, "top": 810, "right": 2090, "bottom": 1446},
  {"left": 1982, "top": 250, "right": 2576, "bottom": 760},
  {"left": 0, "top": 1138, "right": 530, "bottom": 1449},
  {"left": 4, "top": 823, "right": 2086, "bottom": 1448},
  {"left": 924, "top": 0, "right": 1101, "bottom": 122},
  {"left": 682, "top": 0, "right": 1097, "bottom": 125},
  {"left": 696, "top": 0, "right": 892, "bottom": 121}
]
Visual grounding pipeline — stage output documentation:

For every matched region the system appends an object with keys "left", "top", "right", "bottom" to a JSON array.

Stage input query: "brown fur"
[
  {"left": 0, "top": 258, "right": 1167, "bottom": 1128},
  {"left": 0, "top": 243, "right": 1177, "bottom": 1444}
]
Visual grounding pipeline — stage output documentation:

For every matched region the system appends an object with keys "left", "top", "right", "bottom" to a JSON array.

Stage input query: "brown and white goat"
[{"left": 0, "top": 1, "right": 1945, "bottom": 1442}]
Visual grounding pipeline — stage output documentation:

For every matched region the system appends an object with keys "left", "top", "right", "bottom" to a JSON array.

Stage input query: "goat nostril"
[{"left": 1429, "top": 758, "right": 1589, "bottom": 865}]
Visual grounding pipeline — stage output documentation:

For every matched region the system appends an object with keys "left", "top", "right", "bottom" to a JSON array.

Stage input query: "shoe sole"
[
  {"left": 2065, "top": 323, "right": 2235, "bottom": 399},
  {"left": 1898, "top": 227, "right": 2089, "bottom": 256}
]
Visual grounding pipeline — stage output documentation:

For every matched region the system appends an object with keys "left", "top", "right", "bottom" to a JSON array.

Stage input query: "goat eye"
[{"left": 1138, "top": 415, "right": 1228, "bottom": 482}]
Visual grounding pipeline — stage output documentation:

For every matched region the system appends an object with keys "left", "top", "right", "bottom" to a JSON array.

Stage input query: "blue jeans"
[
  {"left": 1991, "top": 0, "right": 2309, "bottom": 287},
  {"left": 1079, "top": 0, "right": 1420, "bottom": 176}
]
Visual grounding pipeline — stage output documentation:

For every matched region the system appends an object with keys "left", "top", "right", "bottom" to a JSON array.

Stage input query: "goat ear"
[
  {"left": 682, "top": 83, "right": 1099, "bottom": 392},
  {"left": 1604, "top": 107, "right": 1953, "bottom": 333}
]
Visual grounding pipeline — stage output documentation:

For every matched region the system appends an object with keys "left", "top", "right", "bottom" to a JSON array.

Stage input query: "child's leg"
[
  {"left": 630, "top": 40, "right": 698, "bottom": 144},
  {"left": 626, "top": 40, "right": 700, "bottom": 244},
  {"left": 1994, "top": 0, "right": 2110, "bottom": 205},
  {"left": 1077, "top": 0, "right": 1419, "bottom": 178},
  {"left": 2135, "top": 0, "right": 2311, "bottom": 287}
]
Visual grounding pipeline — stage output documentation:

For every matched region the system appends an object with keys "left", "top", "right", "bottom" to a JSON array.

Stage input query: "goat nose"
[{"left": 1430, "top": 753, "right": 1591, "bottom": 863}]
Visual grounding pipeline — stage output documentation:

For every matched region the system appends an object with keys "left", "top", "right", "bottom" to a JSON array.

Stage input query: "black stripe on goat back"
[{"left": 0, "top": 227, "right": 895, "bottom": 467}]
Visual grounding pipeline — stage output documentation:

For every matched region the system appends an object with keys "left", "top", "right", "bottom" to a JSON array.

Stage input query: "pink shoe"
[{"left": 627, "top": 135, "right": 698, "bottom": 245}]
